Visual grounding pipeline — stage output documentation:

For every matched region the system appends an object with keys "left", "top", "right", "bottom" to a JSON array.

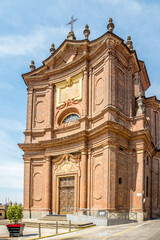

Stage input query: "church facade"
[{"left": 19, "top": 19, "right": 160, "bottom": 221}]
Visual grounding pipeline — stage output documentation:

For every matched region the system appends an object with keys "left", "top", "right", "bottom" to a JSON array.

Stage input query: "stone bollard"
[
  {"left": 56, "top": 221, "right": 58, "bottom": 234},
  {"left": 39, "top": 223, "right": 41, "bottom": 237},
  {"left": 69, "top": 220, "right": 71, "bottom": 232}
]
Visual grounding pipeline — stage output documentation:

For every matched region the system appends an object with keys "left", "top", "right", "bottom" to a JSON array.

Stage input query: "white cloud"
[
  {"left": 0, "top": 161, "right": 23, "bottom": 190},
  {"left": 98, "top": 0, "right": 141, "bottom": 13},
  {"left": 0, "top": 25, "right": 67, "bottom": 57},
  {"left": 0, "top": 118, "right": 25, "bottom": 132}
]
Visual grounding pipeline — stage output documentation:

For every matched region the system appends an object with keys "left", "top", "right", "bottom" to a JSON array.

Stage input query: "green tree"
[{"left": 7, "top": 203, "right": 23, "bottom": 224}]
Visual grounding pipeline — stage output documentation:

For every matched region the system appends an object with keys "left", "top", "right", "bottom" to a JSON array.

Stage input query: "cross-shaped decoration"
[{"left": 66, "top": 15, "right": 78, "bottom": 32}]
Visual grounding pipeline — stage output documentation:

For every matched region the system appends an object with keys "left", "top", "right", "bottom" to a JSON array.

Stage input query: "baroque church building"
[{"left": 19, "top": 18, "right": 160, "bottom": 221}]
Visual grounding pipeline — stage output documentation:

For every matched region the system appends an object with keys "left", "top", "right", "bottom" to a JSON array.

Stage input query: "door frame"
[{"left": 57, "top": 174, "right": 76, "bottom": 215}]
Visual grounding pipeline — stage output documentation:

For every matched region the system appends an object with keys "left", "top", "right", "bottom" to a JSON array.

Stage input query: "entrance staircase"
[{"left": 0, "top": 215, "right": 94, "bottom": 229}]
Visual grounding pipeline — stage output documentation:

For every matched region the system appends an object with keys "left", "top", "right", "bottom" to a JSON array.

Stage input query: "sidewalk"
[{"left": 0, "top": 225, "right": 77, "bottom": 239}]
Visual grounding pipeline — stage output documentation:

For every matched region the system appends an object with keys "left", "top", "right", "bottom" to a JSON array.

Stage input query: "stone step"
[
  {"left": 0, "top": 219, "right": 10, "bottom": 225},
  {"left": 22, "top": 221, "right": 94, "bottom": 229},
  {"left": 0, "top": 219, "right": 94, "bottom": 229},
  {"left": 39, "top": 215, "right": 67, "bottom": 221}
]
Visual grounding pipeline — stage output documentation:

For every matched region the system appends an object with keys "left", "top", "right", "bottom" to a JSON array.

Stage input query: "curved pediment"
[{"left": 22, "top": 31, "right": 141, "bottom": 86}]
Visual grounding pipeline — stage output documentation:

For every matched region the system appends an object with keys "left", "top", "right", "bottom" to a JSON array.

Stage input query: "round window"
[{"left": 62, "top": 114, "right": 80, "bottom": 125}]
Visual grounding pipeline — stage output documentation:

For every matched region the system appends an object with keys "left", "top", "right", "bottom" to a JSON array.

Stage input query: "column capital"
[
  {"left": 48, "top": 82, "right": 54, "bottom": 88},
  {"left": 106, "top": 47, "right": 116, "bottom": 58},
  {"left": 88, "top": 149, "right": 92, "bottom": 155},
  {"left": 45, "top": 156, "right": 51, "bottom": 161},
  {"left": 81, "top": 150, "right": 87, "bottom": 155},
  {"left": 83, "top": 68, "right": 88, "bottom": 75},
  {"left": 27, "top": 88, "right": 34, "bottom": 94}
]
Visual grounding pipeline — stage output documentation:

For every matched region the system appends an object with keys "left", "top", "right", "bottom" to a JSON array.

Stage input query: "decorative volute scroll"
[{"left": 54, "top": 154, "right": 80, "bottom": 174}]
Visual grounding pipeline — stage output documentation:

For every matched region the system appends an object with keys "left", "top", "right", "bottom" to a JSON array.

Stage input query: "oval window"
[
  {"left": 62, "top": 114, "right": 80, "bottom": 125},
  {"left": 119, "top": 177, "right": 122, "bottom": 184}
]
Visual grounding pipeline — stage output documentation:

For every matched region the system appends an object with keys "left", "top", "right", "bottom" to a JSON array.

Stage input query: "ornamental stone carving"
[{"left": 55, "top": 154, "right": 80, "bottom": 174}]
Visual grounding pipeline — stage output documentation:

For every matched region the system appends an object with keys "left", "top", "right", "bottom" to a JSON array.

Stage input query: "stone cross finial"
[
  {"left": 107, "top": 18, "right": 115, "bottom": 32},
  {"left": 66, "top": 15, "right": 78, "bottom": 32},
  {"left": 83, "top": 24, "right": 90, "bottom": 39},
  {"left": 50, "top": 43, "right": 55, "bottom": 54},
  {"left": 30, "top": 60, "right": 36, "bottom": 71},
  {"left": 66, "top": 15, "right": 77, "bottom": 40},
  {"left": 126, "top": 36, "right": 134, "bottom": 51}
]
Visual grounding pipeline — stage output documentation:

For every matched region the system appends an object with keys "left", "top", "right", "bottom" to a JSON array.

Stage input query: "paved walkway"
[
  {"left": 41, "top": 219, "right": 160, "bottom": 240},
  {"left": 1, "top": 219, "right": 160, "bottom": 240},
  {"left": 0, "top": 225, "right": 77, "bottom": 239}
]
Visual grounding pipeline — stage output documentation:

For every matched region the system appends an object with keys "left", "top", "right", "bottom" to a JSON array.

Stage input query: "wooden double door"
[{"left": 59, "top": 177, "right": 75, "bottom": 214}]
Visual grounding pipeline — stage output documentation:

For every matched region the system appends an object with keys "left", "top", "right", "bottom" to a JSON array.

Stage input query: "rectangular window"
[{"left": 0, "top": 213, "right": 2, "bottom": 216}]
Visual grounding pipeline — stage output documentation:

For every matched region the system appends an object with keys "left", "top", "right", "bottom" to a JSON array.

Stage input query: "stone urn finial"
[
  {"left": 50, "top": 43, "right": 55, "bottom": 54},
  {"left": 126, "top": 36, "right": 134, "bottom": 51},
  {"left": 107, "top": 18, "right": 115, "bottom": 32},
  {"left": 137, "top": 92, "right": 145, "bottom": 115},
  {"left": 67, "top": 31, "right": 76, "bottom": 40},
  {"left": 83, "top": 24, "right": 90, "bottom": 40},
  {"left": 29, "top": 60, "right": 36, "bottom": 71}
]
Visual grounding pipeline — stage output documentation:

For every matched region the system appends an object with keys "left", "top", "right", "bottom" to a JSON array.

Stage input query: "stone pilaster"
[
  {"left": 23, "top": 159, "right": 31, "bottom": 211},
  {"left": 82, "top": 69, "right": 88, "bottom": 117},
  {"left": 44, "top": 157, "right": 51, "bottom": 212},
  {"left": 45, "top": 83, "right": 54, "bottom": 140},
  {"left": 80, "top": 151, "right": 87, "bottom": 209},
  {"left": 105, "top": 46, "right": 116, "bottom": 107},
  {"left": 132, "top": 148, "right": 144, "bottom": 213},
  {"left": 88, "top": 69, "right": 92, "bottom": 118},
  {"left": 87, "top": 150, "right": 91, "bottom": 209},
  {"left": 108, "top": 146, "right": 117, "bottom": 210},
  {"left": 25, "top": 88, "right": 34, "bottom": 143},
  {"left": 127, "top": 66, "right": 134, "bottom": 117},
  {"left": 47, "top": 83, "right": 54, "bottom": 128},
  {"left": 52, "top": 160, "right": 56, "bottom": 214},
  {"left": 103, "top": 145, "right": 110, "bottom": 209}
]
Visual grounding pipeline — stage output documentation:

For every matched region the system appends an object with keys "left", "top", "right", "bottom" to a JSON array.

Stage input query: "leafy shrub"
[{"left": 7, "top": 203, "right": 23, "bottom": 224}]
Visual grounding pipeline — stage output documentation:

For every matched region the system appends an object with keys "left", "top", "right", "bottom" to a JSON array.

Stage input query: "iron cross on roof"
[{"left": 66, "top": 15, "right": 78, "bottom": 32}]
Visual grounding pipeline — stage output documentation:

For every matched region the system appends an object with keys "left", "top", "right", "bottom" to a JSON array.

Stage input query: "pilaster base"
[
  {"left": 136, "top": 212, "right": 148, "bottom": 222},
  {"left": 23, "top": 210, "right": 50, "bottom": 219}
]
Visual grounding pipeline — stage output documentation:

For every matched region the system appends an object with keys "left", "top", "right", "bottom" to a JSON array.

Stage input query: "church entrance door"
[{"left": 59, "top": 176, "right": 75, "bottom": 214}]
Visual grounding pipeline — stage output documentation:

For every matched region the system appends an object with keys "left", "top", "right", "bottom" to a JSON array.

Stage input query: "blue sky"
[{"left": 0, "top": 0, "right": 160, "bottom": 204}]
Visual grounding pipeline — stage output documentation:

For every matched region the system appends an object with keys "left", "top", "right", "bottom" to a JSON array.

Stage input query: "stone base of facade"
[
  {"left": 152, "top": 210, "right": 160, "bottom": 219},
  {"left": 136, "top": 212, "right": 148, "bottom": 222},
  {"left": 23, "top": 210, "right": 50, "bottom": 219},
  {"left": 67, "top": 211, "right": 148, "bottom": 226}
]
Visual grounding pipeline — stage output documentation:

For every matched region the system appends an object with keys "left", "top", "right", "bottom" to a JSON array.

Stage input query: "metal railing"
[{"left": 75, "top": 208, "right": 137, "bottom": 221}]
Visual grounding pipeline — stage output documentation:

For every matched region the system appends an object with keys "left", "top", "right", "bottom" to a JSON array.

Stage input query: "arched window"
[{"left": 62, "top": 114, "right": 80, "bottom": 125}]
